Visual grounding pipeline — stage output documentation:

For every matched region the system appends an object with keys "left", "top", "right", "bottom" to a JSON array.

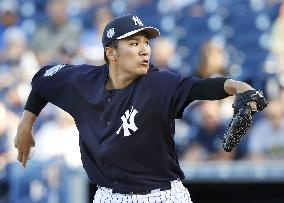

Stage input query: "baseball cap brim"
[{"left": 116, "top": 27, "right": 160, "bottom": 40}]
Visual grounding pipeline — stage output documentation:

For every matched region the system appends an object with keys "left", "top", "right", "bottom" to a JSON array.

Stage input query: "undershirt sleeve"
[{"left": 188, "top": 77, "right": 230, "bottom": 102}]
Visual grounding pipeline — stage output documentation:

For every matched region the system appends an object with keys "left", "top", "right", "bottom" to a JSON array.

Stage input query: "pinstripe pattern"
[{"left": 93, "top": 179, "right": 193, "bottom": 203}]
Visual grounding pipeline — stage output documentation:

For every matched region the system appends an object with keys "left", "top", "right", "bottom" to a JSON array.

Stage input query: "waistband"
[{"left": 98, "top": 179, "right": 182, "bottom": 195}]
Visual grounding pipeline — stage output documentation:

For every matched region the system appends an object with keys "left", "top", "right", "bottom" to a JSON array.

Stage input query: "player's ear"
[{"left": 105, "top": 47, "right": 117, "bottom": 62}]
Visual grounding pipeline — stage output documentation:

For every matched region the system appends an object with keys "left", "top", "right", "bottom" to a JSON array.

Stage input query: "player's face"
[{"left": 115, "top": 33, "right": 151, "bottom": 76}]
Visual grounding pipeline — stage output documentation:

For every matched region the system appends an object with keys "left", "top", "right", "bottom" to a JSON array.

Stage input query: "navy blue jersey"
[{"left": 30, "top": 64, "right": 224, "bottom": 192}]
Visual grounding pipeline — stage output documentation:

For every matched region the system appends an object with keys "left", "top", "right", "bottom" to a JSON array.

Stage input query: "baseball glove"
[{"left": 223, "top": 90, "right": 267, "bottom": 152}]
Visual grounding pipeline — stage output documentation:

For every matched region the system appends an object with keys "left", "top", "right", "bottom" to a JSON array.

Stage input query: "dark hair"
[{"left": 104, "top": 40, "right": 119, "bottom": 65}]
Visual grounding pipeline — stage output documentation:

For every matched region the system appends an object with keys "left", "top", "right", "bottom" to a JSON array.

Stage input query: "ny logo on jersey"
[
  {"left": 44, "top": 64, "right": 65, "bottom": 77},
  {"left": 132, "top": 16, "right": 144, "bottom": 26},
  {"left": 116, "top": 106, "right": 138, "bottom": 136}
]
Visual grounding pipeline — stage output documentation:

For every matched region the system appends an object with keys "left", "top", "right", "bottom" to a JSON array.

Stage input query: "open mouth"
[{"left": 141, "top": 60, "right": 149, "bottom": 66}]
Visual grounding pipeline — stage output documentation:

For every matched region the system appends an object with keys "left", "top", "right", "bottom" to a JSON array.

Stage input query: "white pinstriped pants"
[{"left": 93, "top": 179, "right": 193, "bottom": 203}]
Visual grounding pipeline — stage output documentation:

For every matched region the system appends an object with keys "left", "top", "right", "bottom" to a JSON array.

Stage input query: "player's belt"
[{"left": 112, "top": 184, "right": 172, "bottom": 195}]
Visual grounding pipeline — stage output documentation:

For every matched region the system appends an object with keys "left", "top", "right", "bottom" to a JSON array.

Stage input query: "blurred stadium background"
[{"left": 1, "top": 0, "right": 284, "bottom": 202}]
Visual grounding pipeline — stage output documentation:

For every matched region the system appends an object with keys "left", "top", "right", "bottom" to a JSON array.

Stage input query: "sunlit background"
[{"left": 1, "top": 0, "right": 284, "bottom": 202}]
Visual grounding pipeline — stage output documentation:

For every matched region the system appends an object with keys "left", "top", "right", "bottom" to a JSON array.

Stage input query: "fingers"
[
  {"left": 17, "top": 150, "right": 23, "bottom": 163},
  {"left": 31, "top": 139, "right": 35, "bottom": 147},
  {"left": 16, "top": 147, "right": 31, "bottom": 167},
  {"left": 14, "top": 131, "right": 35, "bottom": 167},
  {"left": 249, "top": 101, "right": 257, "bottom": 111},
  {"left": 22, "top": 149, "right": 30, "bottom": 168},
  {"left": 14, "top": 137, "right": 18, "bottom": 149}
]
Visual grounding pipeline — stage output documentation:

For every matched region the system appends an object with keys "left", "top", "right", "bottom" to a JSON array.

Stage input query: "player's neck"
[{"left": 106, "top": 65, "right": 138, "bottom": 90}]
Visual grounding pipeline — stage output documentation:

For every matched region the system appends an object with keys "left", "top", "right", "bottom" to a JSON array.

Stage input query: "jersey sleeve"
[
  {"left": 24, "top": 90, "right": 48, "bottom": 116},
  {"left": 170, "top": 74, "right": 199, "bottom": 119},
  {"left": 30, "top": 64, "right": 78, "bottom": 115},
  {"left": 150, "top": 71, "right": 198, "bottom": 119},
  {"left": 152, "top": 72, "right": 230, "bottom": 119}
]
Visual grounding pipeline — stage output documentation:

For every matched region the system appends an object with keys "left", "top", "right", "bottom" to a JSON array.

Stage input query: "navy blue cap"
[{"left": 102, "top": 14, "right": 160, "bottom": 47}]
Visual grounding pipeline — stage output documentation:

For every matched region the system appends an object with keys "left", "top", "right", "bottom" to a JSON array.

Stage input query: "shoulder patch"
[{"left": 44, "top": 64, "right": 66, "bottom": 77}]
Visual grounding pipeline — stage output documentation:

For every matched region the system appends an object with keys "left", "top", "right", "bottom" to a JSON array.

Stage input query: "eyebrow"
[{"left": 127, "top": 36, "right": 149, "bottom": 41}]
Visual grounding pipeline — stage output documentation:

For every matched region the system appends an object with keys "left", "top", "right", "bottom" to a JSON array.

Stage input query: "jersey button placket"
[
  {"left": 105, "top": 94, "right": 111, "bottom": 126},
  {"left": 105, "top": 96, "right": 111, "bottom": 126}
]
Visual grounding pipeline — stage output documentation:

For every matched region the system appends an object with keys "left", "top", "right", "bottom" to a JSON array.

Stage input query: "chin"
[{"left": 139, "top": 65, "right": 149, "bottom": 75}]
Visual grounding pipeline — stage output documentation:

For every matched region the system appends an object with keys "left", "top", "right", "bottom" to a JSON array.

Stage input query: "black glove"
[{"left": 223, "top": 90, "right": 268, "bottom": 152}]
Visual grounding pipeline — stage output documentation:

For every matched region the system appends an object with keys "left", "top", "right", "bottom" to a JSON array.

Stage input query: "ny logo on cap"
[
  {"left": 132, "top": 16, "right": 143, "bottom": 26},
  {"left": 107, "top": 28, "right": 115, "bottom": 38}
]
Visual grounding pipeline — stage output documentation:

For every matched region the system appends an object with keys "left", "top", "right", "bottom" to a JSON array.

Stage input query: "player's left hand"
[{"left": 249, "top": 101, "right": 257, "bottom": 111}]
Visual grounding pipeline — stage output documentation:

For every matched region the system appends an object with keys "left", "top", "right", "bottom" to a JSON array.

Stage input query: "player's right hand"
[{"left": 14, "top": 122, "right": 35, "bottom": 167}]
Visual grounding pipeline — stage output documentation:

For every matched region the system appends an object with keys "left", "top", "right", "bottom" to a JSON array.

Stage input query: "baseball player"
[{"left": 15, "top": 14, "right": 266, "bottom": 203}]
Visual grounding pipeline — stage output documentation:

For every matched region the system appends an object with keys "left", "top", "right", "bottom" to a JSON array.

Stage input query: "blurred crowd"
[{"left": 1, "top": 0, "right": 284, "bottom": 202}]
